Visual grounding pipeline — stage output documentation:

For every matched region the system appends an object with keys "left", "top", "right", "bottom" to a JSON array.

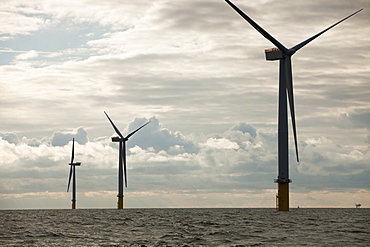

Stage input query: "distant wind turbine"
[
  {"left": 225, "top": 0, "right": 362, "bottom": 211},
  {"left": 104, "top": 111, "right": 150, "bottom": 209},
  {"left": 67, "top": 138, "right": 81, "bottom": 210},
  {"left": 354, "top": 203, "right": 361, "bottom": 208}
]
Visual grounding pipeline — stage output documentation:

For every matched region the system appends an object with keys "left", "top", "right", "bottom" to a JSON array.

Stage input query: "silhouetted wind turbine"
[
  {"left": 225, "top": 0, "right": 362, "bottom": 211},
  {"left": 104, "top": 111, "right": 150, "bottom": 209},
  {"left": 67, "top": 138, "right": 81, "bottom": 209},
  {"left": 354, "top": 202, "right": 361, "bottom": 208}
]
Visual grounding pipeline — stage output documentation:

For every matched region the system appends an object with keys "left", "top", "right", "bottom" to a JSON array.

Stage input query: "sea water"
[{"left": 0, "top": 208, "right": 369, "bottom": 246}]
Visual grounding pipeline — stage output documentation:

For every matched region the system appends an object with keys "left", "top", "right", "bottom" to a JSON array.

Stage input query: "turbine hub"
[{"left": 286, "top": 49, "right": 296, "bottom": 56}]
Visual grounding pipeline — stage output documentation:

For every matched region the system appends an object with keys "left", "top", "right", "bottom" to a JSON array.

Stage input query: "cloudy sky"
[{"left": 1, "top": 0, "right": 369, "bottom": 209}]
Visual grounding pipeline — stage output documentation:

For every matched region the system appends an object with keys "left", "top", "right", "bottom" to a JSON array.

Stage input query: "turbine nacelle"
[
  {"left": 265, "top": 48, "right": 295, "bottom": 61},
  {"left": 69, "top": 162, "right": 81, "bottom": 166},
  {"left": 274, "top": 178, "right": 292, "bottom": 183},
  {"left": 112, "top": 137, "right": 126, "bottom": 142},
  {"left": 265, "top": 48, "right": 283, "bottom": 60}
]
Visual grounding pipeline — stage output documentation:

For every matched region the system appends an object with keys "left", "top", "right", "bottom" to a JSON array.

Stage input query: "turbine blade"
[
  {"left": 123, "top": 144, "right": 127, "bottom": 187},
  {"left": 285, "top": 57, "right": 299, "bottom": 162},
  {"left": 67, "top": 165, "right": 73, "bottom": 192},
  {"left": 291, "top": 8, "right": 363, "bottom": 52},
  {"left": 225, "top": 0, "right": 288, "bottom": 54},
  {"left": 125, "top": 121, "right": 151, "bottom": 140},
  {"left": 71, "top": 138, "right": 75, "bottom": 164},
  {"left": 104, "top": 111, "right": 124, "bottom": 139}
]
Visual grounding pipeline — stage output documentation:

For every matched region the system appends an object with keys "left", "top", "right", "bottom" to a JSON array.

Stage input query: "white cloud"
[
  {"left": 304, "top": 136, "right": 333, "bottom": 146},
  {"left": 14, "top": 50, "right": 39, "bottom": 60},
  {"left": 0, "top": 11, "right": 50, "bottom": 40},
  {"left": 0, "top": 117, "right": 369, "bottom": 208},
  {"left": 203, "top": 138, "right": 239, "bottom": 150}
]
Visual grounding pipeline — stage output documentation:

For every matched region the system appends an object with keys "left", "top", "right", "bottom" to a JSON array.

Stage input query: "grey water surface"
[{"left": 1, "top": 208, "right": 369, "bottom": 246}]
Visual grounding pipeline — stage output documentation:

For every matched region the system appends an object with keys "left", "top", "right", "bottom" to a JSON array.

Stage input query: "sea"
[{"left": 0, "top": 208, "right": 369, "bottom": 246}]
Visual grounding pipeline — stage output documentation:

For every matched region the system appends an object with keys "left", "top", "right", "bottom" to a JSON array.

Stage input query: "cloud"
[
  {"left": 229, "top": 123, "right": 257, "bottom": 138},
  {"left": 118, "top": 116, "right": 198, "bottom": 155},
  {"left": 337, "top": 110, "right": 370, "bottom": 129},
  {"left": 0, "top": 132, "right": 19, "bottom": 144},
  {"left": 51, "top": 127, "right": 89, "bottom": 146},
  {"left": 21, "top": 137, "right": 43, "bottom": 147},
  {"left": 15, "top": 50, "right": 39, "bottom": 60},
  {"left": 203, "top": 138, "right": 239, "bottom": 150},
  {"left": 0, "top": 10, "right": 51, "bottom": 40},
  {"left": 0, "top": 117, "right": 369, "bottom": 208},
  {"left": 298, "top": 136, "right": 369, "bottom": 176}
]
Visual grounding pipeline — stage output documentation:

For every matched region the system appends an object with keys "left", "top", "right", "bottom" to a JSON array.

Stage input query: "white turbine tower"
[{"left": 225, "top": 0, "right": 362, "bottom": 211}]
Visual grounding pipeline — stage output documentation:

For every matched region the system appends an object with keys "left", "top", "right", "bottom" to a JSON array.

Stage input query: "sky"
[{"left": 0, "top": 0, "right": 369, "bottom": 209}]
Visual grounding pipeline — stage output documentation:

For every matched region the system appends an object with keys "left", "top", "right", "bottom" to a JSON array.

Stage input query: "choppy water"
[{"left": 0, "top": 208, "right": 369, "bottom": 246}]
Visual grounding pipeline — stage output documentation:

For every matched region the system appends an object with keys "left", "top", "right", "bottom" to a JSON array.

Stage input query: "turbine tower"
[
  {"left": 225, "top": 0, "right": 362, "bottom": 211},
  {"left": 104, "top": 111, "right": 150, "bottom": 209},
  {"left": 67, "top": 138, "right": 81, "bottom": 210}
]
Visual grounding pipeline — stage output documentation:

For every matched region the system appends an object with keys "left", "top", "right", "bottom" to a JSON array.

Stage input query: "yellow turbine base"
[
  {"left": 277, "top": 183, "right": 289, "bottom": 211},
  {"left": 72, "top": 201, "right": 76, "bottom": 210},
  {"left": 117, "top": 196, "right": 124, "bottom": 209}
]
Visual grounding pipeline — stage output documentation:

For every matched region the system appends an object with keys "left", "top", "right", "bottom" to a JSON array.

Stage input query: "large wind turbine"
[
  {"left": 225, "top": 0, "right": 362, "bottom": 211},
  {"left": 104, "top": 111, "right": 150, "bottom": 209},
  {"left": 67, "top": 138, "right": 81, "bottom": 210}
]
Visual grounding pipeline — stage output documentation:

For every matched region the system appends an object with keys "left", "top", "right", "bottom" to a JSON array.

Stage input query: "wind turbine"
[
  {"left": 104, "top": 111, "right": 150, "bottom": 209},
  {"left": 67, "top": 138, "right": 81, "bottom": 210},
  {"left": 354, "top": 203, "right": 361, "bottom": 208},
  {"left": 225, "top": 0, "right": 362, "bottom": 211}
]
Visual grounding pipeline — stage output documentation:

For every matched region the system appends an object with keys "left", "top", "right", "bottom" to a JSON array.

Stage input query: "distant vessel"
[{"left": 354, "top": 203, "right": 361, "bottom": 208}]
